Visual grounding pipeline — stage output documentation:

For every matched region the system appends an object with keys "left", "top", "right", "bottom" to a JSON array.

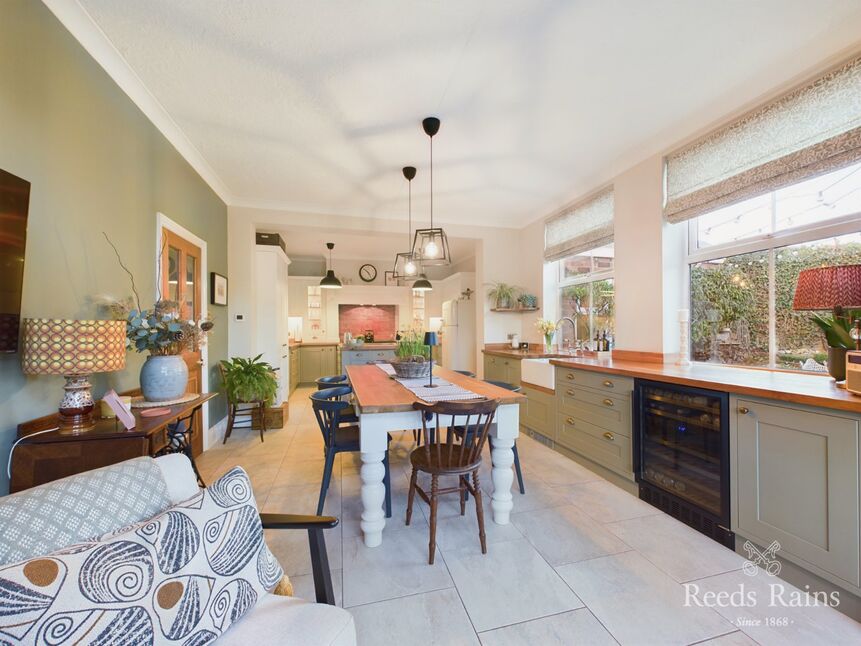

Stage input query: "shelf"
[{"left": 490, "top": 307, "right": 539, "bottom": 312}]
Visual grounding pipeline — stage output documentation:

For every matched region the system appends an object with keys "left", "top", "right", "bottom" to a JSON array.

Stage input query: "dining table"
[{"left": 345, "top": 363, "right": 526, "bottom": 547}]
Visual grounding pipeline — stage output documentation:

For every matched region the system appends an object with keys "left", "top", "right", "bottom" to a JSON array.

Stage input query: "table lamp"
[
  {"left": 21, "top": 319, "right": 127, "bottom": 434},
  {"left": 423, "top": 331, "right": 439, "bottom": 388},
  {"left": 793, "top": 265, "right": 861, "bottom": 318}
]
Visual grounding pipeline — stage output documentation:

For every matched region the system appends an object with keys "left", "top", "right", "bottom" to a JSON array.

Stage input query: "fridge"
[{"left": 441, "top": 299, "right": 476, "bottom": 373}]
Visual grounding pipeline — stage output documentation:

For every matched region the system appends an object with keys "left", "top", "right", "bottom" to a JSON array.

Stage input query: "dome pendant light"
[
  {"left": 411, "top": 116, "right": 452, "bottom": 266},
  {"left": 320, "top": 242, "right": 342, "bottom": 289},
  {"left": 393, "top": 166, "right": 420, "bottom": 280},
  {"left": 412, "top": 273, "right": 433, "bottom": 292}
]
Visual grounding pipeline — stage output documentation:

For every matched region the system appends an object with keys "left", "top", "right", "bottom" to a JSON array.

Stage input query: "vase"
[
  {"left": 544, "top": 333, "right": 554, "bottom": 353},
  {"left": 140, "top": 354, "right": 188, "bottom": 402},
  {"left": 827, "top": 347, "right": 847, "bottom": 382}
]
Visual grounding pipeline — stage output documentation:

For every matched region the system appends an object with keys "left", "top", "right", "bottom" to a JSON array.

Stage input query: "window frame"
[
  {"left": 686, "top": 195, "right": 861, "bottom": 369},
  {"left": 557, "top": 245, "right": 615, "bottom": 346}
]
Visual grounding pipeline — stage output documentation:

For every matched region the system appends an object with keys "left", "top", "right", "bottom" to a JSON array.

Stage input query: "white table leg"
[
  {"left": 490, "top": 437, "right": 515, "bottom": 524},
  {"left": 360, "top": 450, "right": 387, "bottom": 547}
]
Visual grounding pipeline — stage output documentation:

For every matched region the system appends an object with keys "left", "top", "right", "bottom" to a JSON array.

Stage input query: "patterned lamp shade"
[
  {"left": 792, "top": 265, "right": 861, "bottom": 311},
  {"left": 21, "top": 319, "right": 126, "bottom": 376}
]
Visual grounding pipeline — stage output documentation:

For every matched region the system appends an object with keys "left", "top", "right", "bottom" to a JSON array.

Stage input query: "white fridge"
[{"left": 441, "top": 299, "right": 476, "bottom": 373}]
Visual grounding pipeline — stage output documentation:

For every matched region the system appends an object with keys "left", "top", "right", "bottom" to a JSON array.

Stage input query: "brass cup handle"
[
  {"left": 738, "top": 406, "right": 750, "bottom": 415},
  {"left": 602, "top": 380, "right": 613, "bottom": 388},
  {"left": 566, "top": 373, "right": 575, "bottom": 380},
  {"left": 602, "top": 398, "right": 614, "bottom": 407},
  {"left": 603, "top": 432, "right": 615, "bottom": 441},
  {"left": 566, "top": 417, "right": 575, "bottom": 425},
  {"left": 566, "top": 389, "right": 576, "bottom": 396}
]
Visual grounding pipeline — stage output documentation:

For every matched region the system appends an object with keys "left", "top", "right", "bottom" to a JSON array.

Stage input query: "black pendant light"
[
  {"left": 320, "top": 242, "right": 342, "bottom": 289},
  {"left": 412, "top": 273, "right": 433, "bottom": 292},
  {"left": 411, "top": 116, "right": 452, "bottom": 266},
  {"left": 393, "top": 166, "right": 420, "bottom": 280}
]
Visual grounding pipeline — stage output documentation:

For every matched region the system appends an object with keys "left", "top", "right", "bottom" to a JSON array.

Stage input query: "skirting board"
[{"left": 205, "top": 416, "right": 227, "bottom": 451}]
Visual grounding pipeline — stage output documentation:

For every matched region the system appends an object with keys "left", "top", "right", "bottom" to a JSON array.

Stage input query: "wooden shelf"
[{"left": 490, "top": 307, "right": 539, "bottom": 312}]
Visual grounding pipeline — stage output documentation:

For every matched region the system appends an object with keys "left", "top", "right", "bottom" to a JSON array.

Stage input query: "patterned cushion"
[
  {"left": 0, "top": 457, "right": 171, "bottom": 566},
  {"left": 0, "top": 467, "right": 283, "bottom": 645}
]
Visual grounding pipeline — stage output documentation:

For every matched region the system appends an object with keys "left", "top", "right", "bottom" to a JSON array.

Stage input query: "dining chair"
[
  {"left": 311, "top": 386, "right": 392, "bottom": 518},
  {"left": 483, "top": 380, "right": 526, "bottom": 495},
  {"left": 315, "top": 375, "right": 358, "bottom": 424},
  {"left": 406, "top": 398, "right": 500, "bottom": 564}
]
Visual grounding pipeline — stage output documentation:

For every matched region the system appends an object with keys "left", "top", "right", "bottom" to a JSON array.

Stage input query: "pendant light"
[
  {"left": 412, "top": 273, "right": 433, "bottom": 292},
  {"left": 393, "top": 166, "right": 420, "bottom": 280},
  {"left": 320, "top": 242, "right": 342, "bottom": 289},
  {"left": 411, "top": 116, "right": 452, "bottom": 266}
]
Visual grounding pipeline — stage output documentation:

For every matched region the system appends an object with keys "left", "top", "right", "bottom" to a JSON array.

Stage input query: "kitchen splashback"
[{"left": 339, "top": 304, "right": 397, "bottom": 341}]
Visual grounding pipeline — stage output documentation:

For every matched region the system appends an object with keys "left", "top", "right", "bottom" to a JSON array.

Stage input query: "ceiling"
[{"left": 71, "top": 0, "right": 861, "bottom": 227}]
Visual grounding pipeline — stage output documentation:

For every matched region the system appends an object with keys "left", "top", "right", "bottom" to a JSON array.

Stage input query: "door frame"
[{"left": 155, "top": 212, "right": 210, "bottom": 448}]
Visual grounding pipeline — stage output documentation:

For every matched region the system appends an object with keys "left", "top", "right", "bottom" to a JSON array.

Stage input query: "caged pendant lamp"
[
  {"left": 320, "top": 242, "right": 342, "bottom": 289},
  {"left": 393, "top": 166, "right": 420, "bottom": 280},
  {"left": 411, "top": 117, "right": 452, "bottom": 266}
]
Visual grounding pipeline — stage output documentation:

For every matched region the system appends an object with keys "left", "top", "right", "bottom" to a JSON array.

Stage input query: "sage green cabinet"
[
  {"left": 733, "top": 397, "right": 861, "bottom": 590},
  {"left": 483, "top": 354, "right": 521, "bottom": 385},
  {"left": 289, "top": 346, "right": 300, "bottom": 395},
  {"left": 521, "top": 384, "right": 556, "bottom": 439},
  {"left": 299, "top": 345, "right": 338, "bottom": 383}
]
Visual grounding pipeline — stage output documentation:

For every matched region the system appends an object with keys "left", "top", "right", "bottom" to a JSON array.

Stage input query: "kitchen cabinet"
[
  {"left": 288, "top": 346, "right": 300, "bottom": 396},
  {"left": 299, "top": 345, "right": 338, "bottom": 383},
  {"left": 520, "top": 384, "right": 556, "bottom": 440},
  {"left": 483, "top": 354, "right": 521, "bottom": 386},
  {"left": 733, "top": 397, "right": 861, "bottom": 590},
  {"left": 341, "top": 348, "right": 396, "bottom": 367}
]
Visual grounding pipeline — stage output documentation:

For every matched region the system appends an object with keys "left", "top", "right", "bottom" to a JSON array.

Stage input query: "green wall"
[{"left": 0, "top": 1, "right": 228, "bottom": 494}]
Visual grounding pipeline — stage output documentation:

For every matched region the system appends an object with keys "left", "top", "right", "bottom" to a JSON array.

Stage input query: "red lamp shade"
[{"left": 792, "top": 265, "right": 861, "bottom": 311}]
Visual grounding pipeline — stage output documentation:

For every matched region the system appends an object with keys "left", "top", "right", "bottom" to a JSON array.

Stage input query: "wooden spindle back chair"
[{"left": 406, "top": 398, "right": 499, "bottom": 564}]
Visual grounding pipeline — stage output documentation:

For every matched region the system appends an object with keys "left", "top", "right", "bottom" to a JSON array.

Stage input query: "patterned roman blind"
[
  {"left": 544, "top": 186, "right": 614, "bottom": 261},
  {"left": 664, "top": 54, "right": 861, "bottom": 224}
]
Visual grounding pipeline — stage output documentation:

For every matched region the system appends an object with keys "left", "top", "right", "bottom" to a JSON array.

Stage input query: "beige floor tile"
[
  {"left": 265, "top": 524, "right": 342, "bottom": 577},
  {"left": 431, "top": 495, "right": 523, "bottom": 556},
  {"left": 478, "top": 608, "right": 616, "bottom": 646},
  {"left": 692, "top": 569, "right": 861, "bottom": 645},
  {"left": 556, "top": 551, "right": 734, "bottom": 645},
  {"left": 350, "top": 588, "right": 479, "bottom": 646},
  {"left": 511, "top": 504, "right": 630, "bottom": 566},
  {"left": 443, "top": 538, "right": 583, "bottom": 632},
  {"left": 695, "top": 632, "right": 760, "bottom": 646},
  {"left": 342, "top": 525, "right": 454, "bottom": 607},
  {"left": 605, "top": 513, "right": 745, "bottom": 582},
  {"left": 567, "top": 480, "right": 662, "bottom": 523},
  {"left": 289, "top": 569, "right": 344, "bottom": 607}
]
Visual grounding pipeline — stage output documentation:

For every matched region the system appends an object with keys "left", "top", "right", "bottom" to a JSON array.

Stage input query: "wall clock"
[{"left": 359, "top": 263, "right": 377, "bottom": 283}]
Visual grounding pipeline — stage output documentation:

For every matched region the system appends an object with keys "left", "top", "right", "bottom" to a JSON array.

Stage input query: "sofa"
[{"left": 0, "top": 454, "right": 355, "bottom": 645}]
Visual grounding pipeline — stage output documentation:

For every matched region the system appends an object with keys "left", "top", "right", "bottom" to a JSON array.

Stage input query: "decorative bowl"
[{"left": 391, "top": 357, "right": 431, "bottom": 379}]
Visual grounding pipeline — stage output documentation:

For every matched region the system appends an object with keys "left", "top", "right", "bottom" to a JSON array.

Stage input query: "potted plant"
[
  {"left": 390, "top": 329, "right": 430, "bottom": 378},
  {"left": 535, "top": 319, "right": 557, "bottom": 352},
  {"left": 487, "top": 282, "right": 519, "bottom": 310},
  {"left": 519, "top": 293, "right": 538, "bottom": 309},
  {"left": 220, "top": 355, "right": 278, "bottom": 405},
  {"left": 810, "top": 310, "right": 860, "bottom": 381}
]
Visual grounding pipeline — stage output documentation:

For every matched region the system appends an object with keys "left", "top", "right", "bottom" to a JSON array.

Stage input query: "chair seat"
[{"left": 409, "top": 444, "right": 482, "bottom": 474}]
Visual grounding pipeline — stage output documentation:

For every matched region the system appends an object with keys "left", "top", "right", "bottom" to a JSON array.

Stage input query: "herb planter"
[{"left": 391, "top": 358, "right": 431, "bottom": 379}]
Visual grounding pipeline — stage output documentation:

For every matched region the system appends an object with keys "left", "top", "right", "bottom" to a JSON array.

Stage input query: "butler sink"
[{"left": 521, "top": 358, "right": 555, "bottom": 390}]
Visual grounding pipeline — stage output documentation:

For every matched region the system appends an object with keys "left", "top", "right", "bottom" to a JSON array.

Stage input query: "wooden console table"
[{"left": 10, "top": 393, "right": 216, "bottom": 493}]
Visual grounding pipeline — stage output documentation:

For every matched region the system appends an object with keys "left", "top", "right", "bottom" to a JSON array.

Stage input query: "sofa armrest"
[
  {"left": 259, "top": 513, "right": 339, "bottom": 530},
  {"left": 259, "top": 513, "right": 339, "bottom": 605}
]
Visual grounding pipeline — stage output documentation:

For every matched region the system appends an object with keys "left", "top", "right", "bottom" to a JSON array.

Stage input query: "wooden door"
[{"left": 160, "top": 229, "right": 204, "bottom": 456}]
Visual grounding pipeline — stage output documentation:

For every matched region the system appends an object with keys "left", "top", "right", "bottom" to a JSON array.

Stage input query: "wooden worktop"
[
  {"left": 550, "top": 356, "right": 861, "bottom": 414},
  {"left": 289, "top": 340, "right": 339, "bottom": 347},
  {"left": 347, "top": 364, "right": 526, "bottom": 413}
]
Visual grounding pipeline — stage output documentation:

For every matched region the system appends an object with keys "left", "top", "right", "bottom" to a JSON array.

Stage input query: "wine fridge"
[{"left": 633, "top": 379, "right": 734, "bottom": 548}]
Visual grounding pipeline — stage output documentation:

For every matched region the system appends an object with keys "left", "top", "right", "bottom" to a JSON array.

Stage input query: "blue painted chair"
[
  {"left": 311, "top": 386, "right": 392, "bottom": 518},
  {"left": 315, "top": 375, "right": 358, "bottom": 424}
]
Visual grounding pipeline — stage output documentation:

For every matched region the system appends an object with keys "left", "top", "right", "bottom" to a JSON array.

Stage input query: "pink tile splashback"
[{"left": 339, "top": 304, "right": 397, "bottom": 341}]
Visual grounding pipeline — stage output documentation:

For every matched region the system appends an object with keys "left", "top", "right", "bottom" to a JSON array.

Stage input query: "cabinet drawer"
[
  {"left": 556, "top": 367, "right": 633, "bottom": 394},
  {"left": 557, "top": 413, "right": 633, "bottom": 478},
  {"left": 558, "top": 386, "right": 631, "bottom": 436}
]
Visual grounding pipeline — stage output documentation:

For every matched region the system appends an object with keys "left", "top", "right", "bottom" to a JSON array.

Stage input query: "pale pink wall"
[{"left": 339, "top": 304, "right": 397, "bottom": 340}]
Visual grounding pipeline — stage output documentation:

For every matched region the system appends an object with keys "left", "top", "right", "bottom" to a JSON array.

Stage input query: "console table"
[{"left": 10, "top": 393, "right": 216, "bottom": 493}]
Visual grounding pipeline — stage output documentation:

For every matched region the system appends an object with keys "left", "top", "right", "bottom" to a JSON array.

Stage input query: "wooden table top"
[
  {"left": 550, "top": 357, "right": 861, "bottom": 414},
  {"left": 18, "top": 393, "right": 218, "bottom": 443},
  {"left": 347, "top": 364, "right": 526, "bottom": 413}
]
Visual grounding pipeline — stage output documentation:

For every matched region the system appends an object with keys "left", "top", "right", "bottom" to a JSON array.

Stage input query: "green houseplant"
[
  {"left": 487, "top": 282, "right": 519, "bottom": 310},
  {"left": 810, "top": 310, "right": 860, "bottom": 381},
  {"left": 391, "top": 329, "right": 430, "bottom": 378},
  {"left": 220, "top": 355, "right": 278, "bottom": 405}
]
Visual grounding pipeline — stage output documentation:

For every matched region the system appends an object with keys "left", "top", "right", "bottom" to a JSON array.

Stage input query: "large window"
[
  {"left": 688, "top": 161, "right": 861, "bottom": 370},
  {"left": 558, "top": 244, "right": 615, "bottom": 347}
]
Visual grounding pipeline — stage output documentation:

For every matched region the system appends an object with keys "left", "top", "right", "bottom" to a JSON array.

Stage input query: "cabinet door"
[
  {"left": 322, "top": 347, "right": 337, "bottom": 375},
  {"left": 522, "top": 386, "right": 555, "bottom": 438},
  {"left": 300, "top": 347, "right": 323, "bottom": 383},
  {"left": 504, "top": 359, "right": 521, "bottom": 386},
  {"left": 735, "top": 399, "right": 860, "bottom": 587},
  {"left": 484, "top": 355, "right": 504, "bottom": 381}
]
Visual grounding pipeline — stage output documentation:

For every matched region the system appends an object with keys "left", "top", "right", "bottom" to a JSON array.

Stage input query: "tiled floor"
[{"left": 197, "top": 387, "right": 861, "bottom": 645}]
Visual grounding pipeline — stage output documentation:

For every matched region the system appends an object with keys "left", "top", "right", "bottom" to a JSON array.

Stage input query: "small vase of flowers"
[{"left": 535, "top": 319, "right": 557, "bottom": 352}]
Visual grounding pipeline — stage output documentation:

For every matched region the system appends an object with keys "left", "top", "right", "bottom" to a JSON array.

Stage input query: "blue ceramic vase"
[{"left": 140, "top": 354, "right": 188, "bottom": 402}]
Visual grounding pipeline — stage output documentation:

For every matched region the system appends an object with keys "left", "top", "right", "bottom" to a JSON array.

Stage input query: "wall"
[
  {"left": 0, "top": 1, "right": 228, "bottom": 493},
  {"left": 339, "top": 305, "right": 397, "bottom": 341}
]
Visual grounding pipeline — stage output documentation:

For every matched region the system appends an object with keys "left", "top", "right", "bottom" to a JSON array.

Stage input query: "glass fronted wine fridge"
[{"left": 633, "top": 379, "right": 734, "bottom": 548}]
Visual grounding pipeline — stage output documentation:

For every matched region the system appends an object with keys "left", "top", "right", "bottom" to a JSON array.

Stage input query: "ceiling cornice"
[{"left": 42, "top": 0, "right": 234, "bottom": 204}]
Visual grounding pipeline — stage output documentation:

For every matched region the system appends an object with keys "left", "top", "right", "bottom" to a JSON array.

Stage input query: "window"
[
  {"left": 688, "top": 161, "right": 861, "bottom": 370},
  {"left": 558, "top": 244, "right": 615, "bottom": 347}
]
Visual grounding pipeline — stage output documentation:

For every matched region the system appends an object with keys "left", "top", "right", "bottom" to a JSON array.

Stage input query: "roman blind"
[
  {"left": 664, "top": 53, "right": 861, "bottom": 224},
  {"left": 544, "top": 186, "right": 614, "bottom": 261}
]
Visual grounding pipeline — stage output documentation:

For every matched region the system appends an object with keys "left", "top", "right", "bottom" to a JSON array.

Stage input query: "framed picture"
[
  {"left": 384, "top": 271, "right": 398, "bottom": 287},
  {"left": 210, "top": 272, "right": 228, "bottom": 306}
]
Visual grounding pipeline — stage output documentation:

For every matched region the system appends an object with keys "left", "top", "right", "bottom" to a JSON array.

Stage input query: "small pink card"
[{"left": 102, "top": 389, "right": 136, "bottom": 430}]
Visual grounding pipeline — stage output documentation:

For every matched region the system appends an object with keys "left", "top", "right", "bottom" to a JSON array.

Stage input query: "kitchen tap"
[{"left": 555, "top": 316, "right": 579, "bottom": 353}]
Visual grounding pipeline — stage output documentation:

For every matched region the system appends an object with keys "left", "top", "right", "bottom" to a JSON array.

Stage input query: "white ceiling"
[{"left": 71, "top": 0, "right": 861, "bottom": 227}]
